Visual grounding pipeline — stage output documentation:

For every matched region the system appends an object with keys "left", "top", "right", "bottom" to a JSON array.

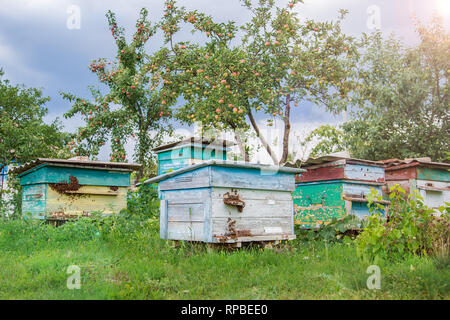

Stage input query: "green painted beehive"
[
  {"left": 14, "top": 158, "right": 141, "bottom": 221},
  {"left": 383, "top": 158, "right": 450, "bottom": 214},
  {"left": 293, "top": 156, "right": 389, "bottom": 228}
]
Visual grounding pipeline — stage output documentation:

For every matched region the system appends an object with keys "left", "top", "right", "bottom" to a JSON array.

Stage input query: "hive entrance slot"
[{"left": 223, "top": 189, "right": 245, "bottom": 212}]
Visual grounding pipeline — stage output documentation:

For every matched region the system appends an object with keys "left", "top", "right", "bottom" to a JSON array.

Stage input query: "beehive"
[
  {"left": 382, "top": 158, "right": 450, "bottom": 213},
  {"left": 153, "top": 137, "right": 235, "bottom": 176},
  {"left": 293, "top": 156, "right": 389, "bottom": 228},
  {"left": 14, "top": 158, "right": 141, "bottom": 221},
  {"left": 141, "top": 160, "right": 305, "bottom": 246}
]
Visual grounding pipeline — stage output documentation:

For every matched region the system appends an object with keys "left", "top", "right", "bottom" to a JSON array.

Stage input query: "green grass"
[{"left": 0, "top": 218, "right": 448, "bottom": 300}]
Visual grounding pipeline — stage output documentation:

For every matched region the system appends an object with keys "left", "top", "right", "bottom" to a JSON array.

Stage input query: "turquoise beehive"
[
  {"left": 153, "top": 137, "right": 235, "bottom": 176},
  {"left": 13, "top": 158, "right": 141, "bottom": 221}
]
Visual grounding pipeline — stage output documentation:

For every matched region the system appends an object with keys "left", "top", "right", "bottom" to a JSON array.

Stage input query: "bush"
[
  {"left": 356, "top": 185, "right": 450, "bottom": 262},
  {"left": 98, "top": 183, "right": 160, "bottom": 240},
  {"left": 296, "top": 214, "right": 362, "bottom": 243},
  {"left": 0, "top": 183, "right": 161, "bottom": 249}
]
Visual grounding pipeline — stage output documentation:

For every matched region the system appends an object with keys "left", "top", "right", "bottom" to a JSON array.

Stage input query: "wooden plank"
[
  {"left": 157, "top": 146, "right": 191, "bottom": 160},
  {"left": 203, "top": 189, "right": 212, "bottom": 242},
  {"left": 294, "top": 206, "right": 346, "bottom": 227},
  {"left": 343, "top": 196, "right": 390, "bottom": 205},
  {"left": 45, "top": 185, "right": 128, "bottom": 216},
  {"left": 158, "top": 159, "right": 190, "bottom": 175},
  {"left": 211, "top": 234, "right": 296, "bottom": 243},
  {"left": 342, "top": 182, "right": 383, "bottom": 198},
  {"left": 22, "top": 184, "right": 47, "bottom": 218},
  {"left": 293, "top": 182, "right": 343, "bottom": 207},
  {"left": 295, "top": 165, "right": 345, "bottom": 183},
  {"left": 167, "top": 221, "right": 205, "bottom": 241},
  {"left": 167, "top": 203, "right": 205, "bottom": 222},
  {"left": 211, "top": 166, "right": 295, "bottom": 191},
  {"left": 161, "top": 188, "right": 210, "bottom": 201},
  {"left": 64, "top": 185, "right": 119, "bottom": 196},
  {"left": 344, "top": 164, "right": 385, "bottom": 183},
  {"left": 416, "top": 179, "right": 450, "bottom": 210},
  {"left": 385, "top": 166, "right": 417, "bottom": 181},
  {"left": 20, "top": 166, "right": 131, "bottom": 187},
  {"left": 211, "top": 217, "right": 293, "bottom": 237},
  {"left": 160, "top": 200, "right": 168, "bottom": 240},
  {"left": 417, "top": 168, "right": 450, "bottom": 182},
  {"left": 158, "top": 167, "right": 211, "bottom": 191},
  {"left": 386, "top": 179, "right": 414, "bottom": 194},
  {"left": 416, "top": 179, "right": 450, "bottom": 191},
  {"left": 212, "top": 187, "right": 292, "bottom": 202},
  {"left": 211, "top": 197, "right": 292, "bottom": 218}
]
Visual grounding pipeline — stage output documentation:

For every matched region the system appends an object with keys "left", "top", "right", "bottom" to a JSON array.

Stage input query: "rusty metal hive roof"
[{"left": 12, "top": 158, "right": 142, "bottom": 176}]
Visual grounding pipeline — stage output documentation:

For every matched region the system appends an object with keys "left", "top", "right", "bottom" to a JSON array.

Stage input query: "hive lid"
[
  {"left": 382, "top": 158, "right": 450, "bottom": 171},
  {"left": 300, "top": 155, "right": 384, "bottom": 168},
  {"left": 152, "top": 137, "right": 236, "bottom": 153},
  {"left": 12, "top": 158, "right": 142, "bottom": 176},
  {"left": 139, "top": 160, "right": 306, "bottom": 185}
]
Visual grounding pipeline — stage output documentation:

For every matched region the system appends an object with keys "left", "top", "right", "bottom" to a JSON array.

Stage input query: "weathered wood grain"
[
  {"left": 45, "top": 185, "right": 128, "bottom": 216},
  {"left": 211, "top": 166, "right": 295, "bottom": 191},
  {"left": 158, "top": 167, "right": 211, "bottom": 191},
  {"left": 157, "top": 163, "right": 297, "bottom": 243}
]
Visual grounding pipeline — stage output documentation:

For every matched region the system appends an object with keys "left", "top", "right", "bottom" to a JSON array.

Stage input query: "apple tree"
[
  {"left": 164, "top": 0, "right": 358, "bottom": 164},
  {"left": 62, "top": 8, "right": 180, "bottom": 175}
]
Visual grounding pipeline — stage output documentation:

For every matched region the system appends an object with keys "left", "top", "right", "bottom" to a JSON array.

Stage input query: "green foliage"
[
  {"left": 0, "top": 69, "right": 73, "bottom": 216},
  {"left": 305, "top": 124, "right": 346, "bottom": 158},
  {"left": 357, "top": 185, "right": 450, "bottom": 263},
  {"left": 0, "top": 214, "right": 448, "bottom": 299},
  {"left": 0, "top": 184, "right": 161, "bottom": 250},
  {"left": 159, "top": 0, "right": 357, "bottom": 164},
  {"left": 345, "top": 15, "right": 449, "bottom": 162},
  {"left": 302, "top": 16, "right": 449, "bottom": 163},
  {"left": 296, "top": 214, "right": 361, "bottom": 243},
  {"left": 0, "top": 69, "right": 73, "bottom": 168},
  {"left": 62, "top": 8, "right": 178, "bottom": 173},
  {"left": 101, "top": 183, "right": 160, "bottom": 238}
]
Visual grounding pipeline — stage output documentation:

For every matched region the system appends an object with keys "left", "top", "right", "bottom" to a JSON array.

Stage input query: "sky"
[{"left": 0, "top": 0, "right": 449, "bottom": 162}]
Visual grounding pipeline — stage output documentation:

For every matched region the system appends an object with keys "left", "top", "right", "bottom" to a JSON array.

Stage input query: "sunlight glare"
[{"left": 436, "top": 0, "right": 450, "bottom": 16}]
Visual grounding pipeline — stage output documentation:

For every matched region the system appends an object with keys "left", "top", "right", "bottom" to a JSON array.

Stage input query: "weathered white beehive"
[{"left": 142, "top": 160, "right": 305, "bottom": 246}]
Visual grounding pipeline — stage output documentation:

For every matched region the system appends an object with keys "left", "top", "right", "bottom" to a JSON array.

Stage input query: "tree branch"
[{"left": 248, "top": 110, "right": 279, "bottom": 165}]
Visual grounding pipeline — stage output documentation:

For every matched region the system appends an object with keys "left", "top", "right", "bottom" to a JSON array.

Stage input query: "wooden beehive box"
[
  {"left": 14, "top": 158, "right": 141, "bottom": 221},
  {"left": 383, "top": 158, "right": 450, "bottom": 213},
  {"left": 153, "top": 137, "right": 235, "bottom": 176},
  {"left": 141, "top": 160, "right": 305, "bottom": 246},
  {"left": 293, "top": 156, "right": 388, "bottom": 228}
]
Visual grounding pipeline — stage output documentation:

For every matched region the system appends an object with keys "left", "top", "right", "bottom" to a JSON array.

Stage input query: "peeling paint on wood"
[
  {"left": 153, "top": 161, "right": 302, "bottom": 244},
  {"left": 385, "top": 161, "right": 450, "bottom": 213},
  {"left": 19, "top": 160, "right": 136, "bottom": 219},
  {"left": 294, "top": 158, "right": 388, "bottom": 228}
]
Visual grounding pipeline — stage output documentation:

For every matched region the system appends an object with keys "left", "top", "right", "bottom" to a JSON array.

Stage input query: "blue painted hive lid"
[
  {"left": 139, "top": 160, "right": 306, "bottom": 185},
  {"left": 152, "top": 137, "right": 236, "bottom": 153},
  {"left": 12, "top": 157, "right": 142, "bottom": 177}
]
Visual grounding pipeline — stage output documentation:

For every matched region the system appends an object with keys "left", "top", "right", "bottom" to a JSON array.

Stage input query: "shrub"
[
  {"left": 100, "top": 183, "right": 160, "bottom": 239},
  {"left": 296, "top": 214, "right": 362, "bottom": 243},
  {"left": 356, "top": 185, "right": 450, "bottom": 262},
  {"left": 0, "top": 183, "right": 161, "bottom": 248}
]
